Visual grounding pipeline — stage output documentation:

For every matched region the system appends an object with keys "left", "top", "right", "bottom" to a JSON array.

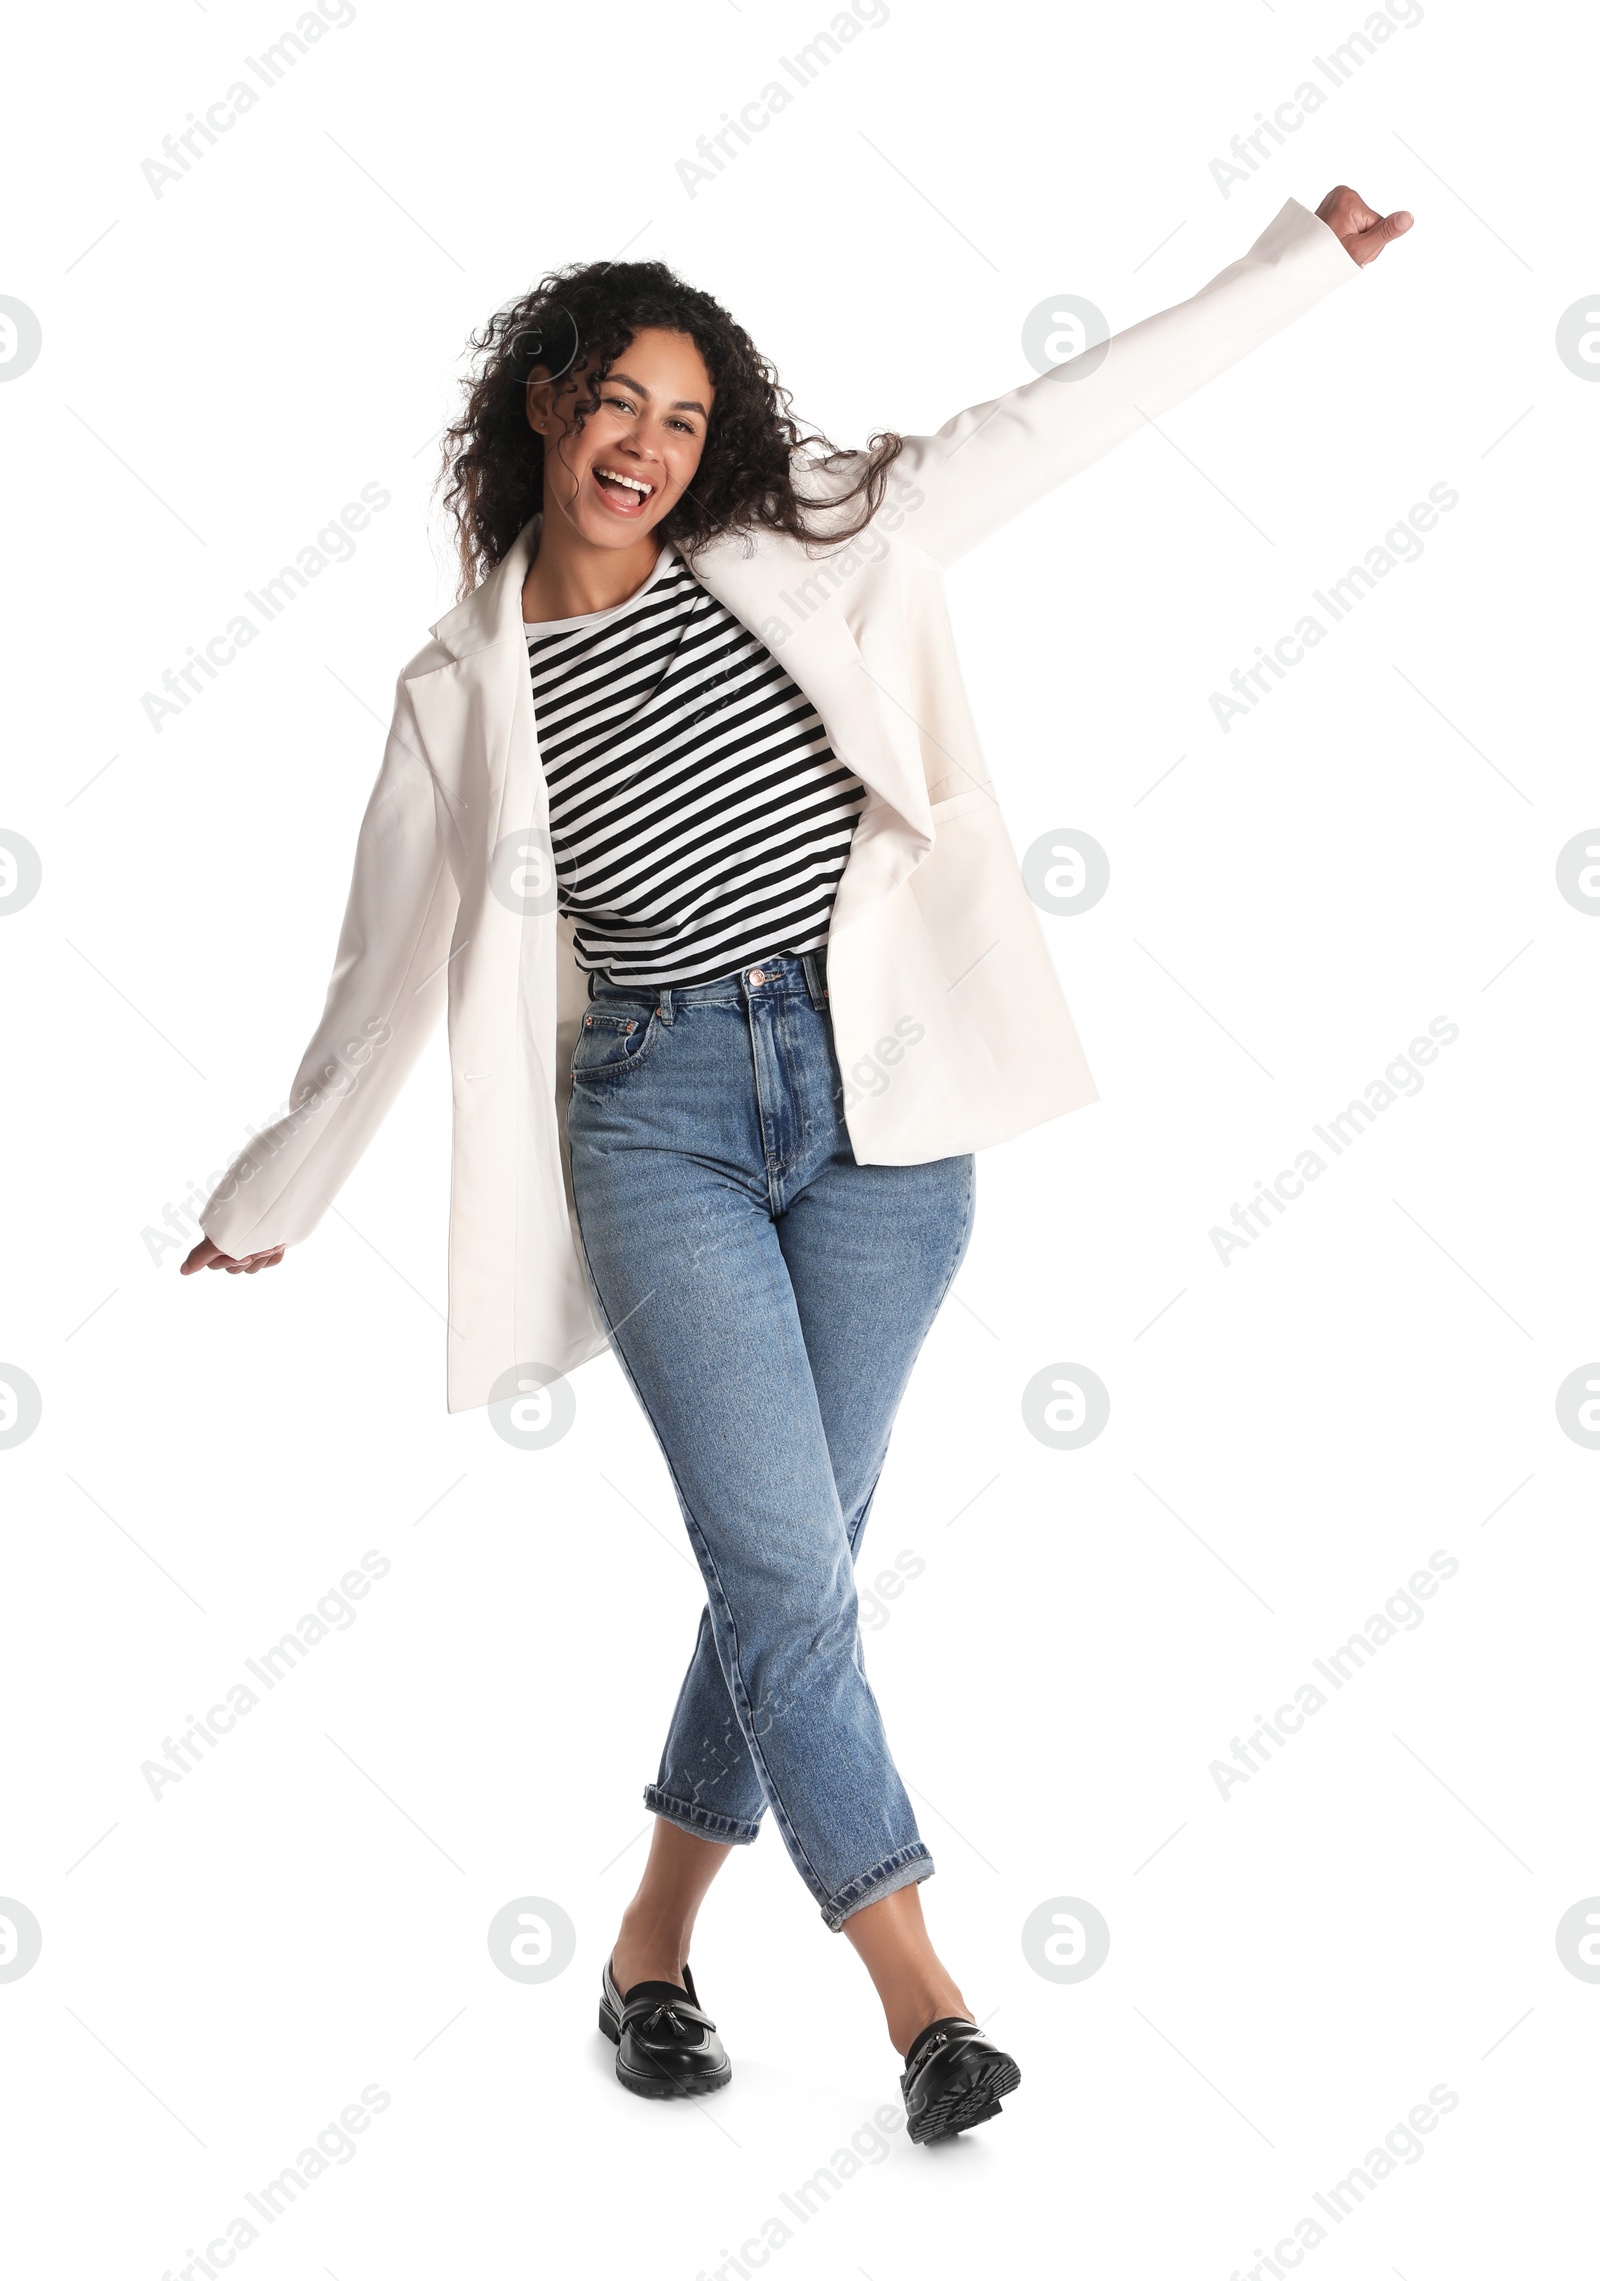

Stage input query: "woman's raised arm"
[{"left": 887, "top": 186, "right": 1411, "bottom": 570}]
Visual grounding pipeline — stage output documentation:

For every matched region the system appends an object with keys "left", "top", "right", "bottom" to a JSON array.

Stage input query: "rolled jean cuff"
[
  {"left": 644, "top": 1784, "right": 764, "bottom": 1846},
  {"left": 824, "top": 1843, "right": 935, "bottom": 1932}
]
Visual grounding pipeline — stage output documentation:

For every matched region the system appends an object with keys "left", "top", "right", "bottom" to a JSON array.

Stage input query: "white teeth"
[{"left": 596, "top": 469, "right": 652, "bottom": 496}]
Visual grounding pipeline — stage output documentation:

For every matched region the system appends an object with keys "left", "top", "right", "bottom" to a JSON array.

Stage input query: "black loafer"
[
  {"left": 598, "top": 1957, "right": 732, "bottom": 2099},
  {"left": 900, "top": 2016, "right": 1021, "bottom": 2144}
]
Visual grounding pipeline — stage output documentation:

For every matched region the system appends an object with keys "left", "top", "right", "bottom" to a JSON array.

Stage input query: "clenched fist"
[{"left": 1317, "top": 184, "right": 1414, "bottom": 265}]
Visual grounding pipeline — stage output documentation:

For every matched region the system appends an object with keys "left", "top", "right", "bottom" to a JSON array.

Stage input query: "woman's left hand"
[
  {"left": 180, "top": 1236, "right": 286, "bottom": 1276},
  {"left": 1317, "top": 185, "right": 1414, "bottom": 265}
]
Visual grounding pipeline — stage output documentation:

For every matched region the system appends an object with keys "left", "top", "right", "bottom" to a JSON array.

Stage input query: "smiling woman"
[
  {"left": 186, "top": 188, "right": 1412, "bottom": 2145},
  {"left": 438, "top": 259, "right": 905, "bottom": 599},
  {"left": 517, "top": 331, "right": 720, "bottom": 613}
]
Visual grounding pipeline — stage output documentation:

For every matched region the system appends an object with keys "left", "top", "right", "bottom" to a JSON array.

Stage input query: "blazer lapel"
[
  {"left": 404, "top": 511, "right": 937, "bottom": 915},
  {"left": 685, "top": 530, "right": 937, "bottom": 896},
  {"left": 405, "top": 518, "right": 542, "bottom": 836}
]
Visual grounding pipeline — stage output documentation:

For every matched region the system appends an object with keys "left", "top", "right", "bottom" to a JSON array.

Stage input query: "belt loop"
[
  {"left": 586, "top": 968, "right": 597, "bottom": 1002},
  {"left": 803, "top": 949, "right": 828, "bottom": 1009},
  {"left": 657, "top": 986, "right": 673, "bottom": 1026}
]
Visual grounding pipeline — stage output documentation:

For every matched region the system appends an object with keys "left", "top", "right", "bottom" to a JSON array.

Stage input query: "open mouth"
[{"left": 592, "top": 465, "right": 656, "bottom": 516}]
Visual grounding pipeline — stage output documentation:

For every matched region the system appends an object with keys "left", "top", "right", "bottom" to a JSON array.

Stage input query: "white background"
[{"left": 3, "top": 0, "right": 1597, "bottom": 2274}]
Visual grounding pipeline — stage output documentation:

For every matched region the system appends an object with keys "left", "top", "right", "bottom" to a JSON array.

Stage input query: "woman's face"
[{"left": 527, "top": 326, "right": 713, "bottom": 548}]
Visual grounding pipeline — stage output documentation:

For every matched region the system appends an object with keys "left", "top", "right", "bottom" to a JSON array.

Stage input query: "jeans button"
[{"left": 748, "top": 966, "right": 766, "bottom": 987}]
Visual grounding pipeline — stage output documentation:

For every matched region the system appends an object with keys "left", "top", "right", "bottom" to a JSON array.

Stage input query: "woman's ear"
[{"left": 525, "top": 370, "right": 551, "bottom": 435}]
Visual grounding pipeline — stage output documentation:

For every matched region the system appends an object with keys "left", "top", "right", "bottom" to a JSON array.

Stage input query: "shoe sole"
[
  {"left": 599, "top": 2001, "right": 732, "bottom": 2099},
  {"left": 907, "top": 2053, "right": 1022, "bottom": 2144}
]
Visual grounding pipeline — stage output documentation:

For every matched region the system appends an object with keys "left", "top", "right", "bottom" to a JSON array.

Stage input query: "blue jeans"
[{"left": 566, "top": 950, "right": 975, "bottom": 1930}]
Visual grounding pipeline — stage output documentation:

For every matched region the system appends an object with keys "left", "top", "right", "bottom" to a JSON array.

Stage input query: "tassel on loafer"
[
  {"left": 599, "top": 1957, "right": 732, "bottom": 2099},
  {"left": 900, "top": 2015, "right": 1021, "bottom": 2144}
]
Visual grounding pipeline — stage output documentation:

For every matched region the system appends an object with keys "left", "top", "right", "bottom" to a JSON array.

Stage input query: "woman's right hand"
[{"left": 180, "top": 1236, "right": 286, "bottom": 1276}]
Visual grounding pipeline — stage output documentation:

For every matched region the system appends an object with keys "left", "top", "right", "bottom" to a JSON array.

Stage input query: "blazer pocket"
[{"left": 929, "top": 786, "right": 1000, "bottom": 824}]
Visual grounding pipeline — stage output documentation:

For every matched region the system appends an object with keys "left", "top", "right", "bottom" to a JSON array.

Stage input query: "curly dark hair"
[{"left": 438, "top": 259, "right": 903, "bottom": 600}]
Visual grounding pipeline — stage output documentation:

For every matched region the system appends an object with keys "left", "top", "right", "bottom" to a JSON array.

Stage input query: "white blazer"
[{"left": 199, "top": 197, "right": 1359, "bottom": 1412}]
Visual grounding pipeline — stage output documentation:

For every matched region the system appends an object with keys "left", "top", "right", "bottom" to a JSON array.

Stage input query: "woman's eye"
[{"left": 602, "top": 396, "right": 694, "bottom": 436}]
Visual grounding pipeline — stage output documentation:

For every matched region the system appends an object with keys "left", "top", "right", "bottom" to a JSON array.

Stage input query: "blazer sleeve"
[
  {"left": 196, "top": 667, "right": 460, "bottom": 1259},
  {"left": 891, "top": 197, "right": 1362, "bottom": 569}
]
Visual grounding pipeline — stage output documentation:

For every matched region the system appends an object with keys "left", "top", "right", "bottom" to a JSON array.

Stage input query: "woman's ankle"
[
  {"left": 889, "top": 1987, "right": 975, "bottom": 2058},
  {"left": 611, "top": 1913, "right": 691, "bottom": 1993}
]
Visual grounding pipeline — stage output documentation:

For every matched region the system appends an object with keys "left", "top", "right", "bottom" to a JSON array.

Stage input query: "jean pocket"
[{"left": 571, "top": 1004, "right": 660, "bottom": 1081}]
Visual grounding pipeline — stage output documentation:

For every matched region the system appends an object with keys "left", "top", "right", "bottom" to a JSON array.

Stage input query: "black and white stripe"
[{"left": 524, "top": 546, "right": 866, "bottom": 989}]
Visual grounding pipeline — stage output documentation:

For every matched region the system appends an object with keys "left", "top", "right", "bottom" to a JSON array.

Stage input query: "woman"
[{"left": 184, "top": 184, "right": 1411, "bottom": 2142}]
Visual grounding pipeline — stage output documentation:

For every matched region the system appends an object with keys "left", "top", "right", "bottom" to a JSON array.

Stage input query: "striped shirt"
[{"left": 523, "top": 545, "right": 866, "bottom": 989}]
